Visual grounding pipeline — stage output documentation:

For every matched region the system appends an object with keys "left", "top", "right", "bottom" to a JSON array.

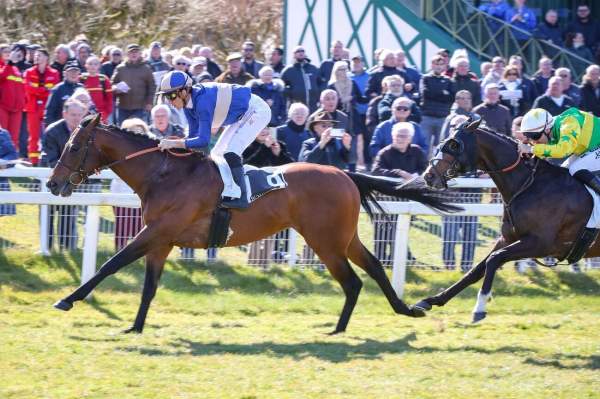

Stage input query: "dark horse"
[
  {"left": 47, "top": 114, "right": 458, "bottom": 334},
  {"left": 415, "top": 116, "right": 600, "bottom": 322}
]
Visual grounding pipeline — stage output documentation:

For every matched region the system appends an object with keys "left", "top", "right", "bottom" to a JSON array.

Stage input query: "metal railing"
[{"left": 424, "top": 0, "right": 593, "bottom": 78}]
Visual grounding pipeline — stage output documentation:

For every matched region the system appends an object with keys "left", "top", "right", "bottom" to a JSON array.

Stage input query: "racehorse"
[
  {"left": 414, "top": 116, "right": 600, "bottom": 322},
  {"left": 47, "top": 114, "right": 459, "bottom": 334}
]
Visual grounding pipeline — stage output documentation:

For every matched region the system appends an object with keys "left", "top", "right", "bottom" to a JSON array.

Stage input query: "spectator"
[
  {"left": 437, "top": 48, "right": 451, "bottom": 77},
  {"left": 100, "top": 45, "right": 114, "bottom": 63},
  {"left": 565, "top": 32, "right": 595, "bottom": 62},
  {"left": 281, "top": 46, "right": 322, "bottom": 112},
  {"left": 81, "top": 55, "right": 113, "bottom": 123},
  {"left": 243, "top": 127, "right": 293, "bottom": 167},
  {"left": 377, "top": 75, "right": 421, "bottom": 123},
  {"left": 147, "top": 41, "right": 170, "bottom": 72},
  {"left": 580, "top": 64, "right": 600, "bottom": 116},
  {"left": 366, "top": 49, "right": 400, "bottom": 98},
  {"left": 395, "top": 50, "right": 421, "bottom": 99},
  {"left": 480, "top": 61, "right": 492, "bottom": 79},
  {"left": 451, "top": 57, "right": 482, "bottom": 106},
  {"left": 149, "top": 104, "right": 185, "bottom": 139},
  {"left": 370, "top": 96, "right": 428, "bottom": 158},
  {"left": 504, "top": 0, "right": 536, "bottom": 43},
  {"left": 564, "top": 4, "right": 600, "bottom": 51},
  {"left": 0, "top": 45, "right": 26, "bottom": 147},
  {"left": 265, "top": 47, "right": 285, "bottom": 78},
  {"left": 247, "top": 66, "right": 286, "bottom": 127},
  {"left": 441, "top": 90, "right": 475, "bottom": 141},
  {"left": 110, "top": 118, "right": 146, "bottom": 251},
  {"left": 508, "top": 55, "right": 538, "bottom": 100},
  {"left": 100, "top": 47, "right": 122, "bottom": 80},
  {"left": 532, "top": 76, "right": 576, "bottom": 116},
  {"left": 0, "top": 44, "right": 10, "bottom": 63},
  {"left": 111, "top": 43, "right": 156, "bottom": 125},
  {"left": 23, "top": 48, "right": 60, "bottom": 165},
  {"left": 367, "top": 48, "right": 385, "bottom": 73},
  {"left": 10, "top": 43, "right": 31, "bottom": 73},
  {"left": 240, "top": 41, "right": 264, "bottom": 79},
  {"left": 532, "top": 57, "right": 554, "bottom": 95},
  {"left": 350, "top": 55, "right": 371, "bottom": 169},
  {"left": 51, "top": 44, "right": 72, "bottom": 80},
  {"left": 172, "top": 55, "right": 192, "bottom": 75},
  {"left": 191, "top": 44, "right": 202, "bottom": 58},
  {"left": 70, "top": 87, "right": 96, "bottom": 115},
  {"left": 372, "top": 121, "right": 427, "bottom": 178},
  {"left": 473, "top": 83, "right": 512, "bottom": 136},
  {"left": 481, "top": 56, "right": 505, "bottom": 89},
  {"left": 365, "top": 76, "right": 391, "bottom": 136},
  {"left": 0, "top": 126, "right": 17, "bottom": 217},
  {"left": 498, "top": 66, "right": 530, "bottom": 117},
  {"left": 75, "top": 43, "right": 91, "bottom": 72},
  {"left": 555, "top": 68, "right": 581, "bottom": 106},
  {"left": 420, "top": 54, "right": 454, "bottom": 154},
  {"left": 215, "top": 52, "right": 254, "bottom": 85},
  {"left": 478, "top": 0, "right": 510, "bottom": 33},
  {"left": 198, "top": 47, "right": 222, "bottom": 78},
  {"left": 299, "top": 111, "right": 351, "bottom": 169},
  {"left": 533, "top": 9, "right": 563, "bottom": 46},
  {"left": 44, "top": 61, "right": 83, "bottom": 126},
  {"left": 40, "top": 99, "right": 88, "bottom": 250},
  {"left": 276, "top": 102, "right": 311, "bottom": 161},
  {"left": 319, "top": 40, "right": 346, "bottom": 88},
  {"left": 190, "top": 57, "right": 210, "bottom": 83},
  {"left": 327, "top": 61, "right": 368, "bottom": 125}
]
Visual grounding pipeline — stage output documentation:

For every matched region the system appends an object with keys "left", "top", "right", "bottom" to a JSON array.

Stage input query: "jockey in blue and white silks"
[{"left": 157, "top": 70, "right": 271, "bottom": 208}]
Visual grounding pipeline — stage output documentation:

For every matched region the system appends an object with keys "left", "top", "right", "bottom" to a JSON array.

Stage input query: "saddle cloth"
[
  {"left": 242, "top": 165, "right": 288, "bottom": 203},
  {"left": 584, "top": 186, "right": 600, "bottom": 228}
]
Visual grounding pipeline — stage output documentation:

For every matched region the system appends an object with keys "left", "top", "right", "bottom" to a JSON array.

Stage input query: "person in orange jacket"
[
  {"left": 80, "top": 55, "right": 113, "bottom": 123},
  {"left": 0, "top": 45, "right": 26, "bottom": 147},
  {"left": 24, "top": 48, "right": 60, "bottom": 164}
]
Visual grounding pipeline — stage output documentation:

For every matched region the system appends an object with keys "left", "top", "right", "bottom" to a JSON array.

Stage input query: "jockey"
[{"left": 156, "top": 70, "right": 271, "bottom": 209}]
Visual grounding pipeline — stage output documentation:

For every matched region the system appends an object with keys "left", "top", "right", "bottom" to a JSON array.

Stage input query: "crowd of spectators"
[{"left": 1, "top": 10, "right": 599, "bottom": 266}]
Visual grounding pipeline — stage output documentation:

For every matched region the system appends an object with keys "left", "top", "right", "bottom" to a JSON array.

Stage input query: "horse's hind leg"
[
  {"left": 347, "top": 234, "right": 416, "bottom": 317},
  {"left": 124, "top": 244, "right": 173, "bottom": 334}
]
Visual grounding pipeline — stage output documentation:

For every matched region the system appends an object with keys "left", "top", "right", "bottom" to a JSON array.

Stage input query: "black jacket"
[
  {"left": 366, "top": 66, "right": 405, "bottom": 98},
  {"left": 420, "top": 72, "right": 454, "bottom": 117},
  {"left": 532, "top": 94, "right": 576, "bottom": 116},
  {"left": 376, "top": 92, "right": 421, "bottom": 123},
  {"left": 451, "top": 73, "right": 482, "bottom": 105},
  {"left": 565, "top": 18, "right": 600, "bottom": 49},
  {"left": 281, "top": 59, "right": 323, "bottom": 112},
  {"left": 40, "top": 119, "right": 71, "bottom": 167},
  {"left": 242, "top": 140, "right": 294, "bottom": 167},
  {"left": 44, "top": 81, "right": 84, "bottom": 126},
  {"left": 100, "top": 61, "right": 120, "bottom": 80},
  {"left": 473, "top": 102, "right": 512, "bottom": 136},
  {"left": 372, "top": 144, "right": 427, "bottom": 177},
  {"left": 580, "top": 83, "right": 600, "bottom": 117},
  {"left": 533, "top": 21, "right": 563, "bottom": 46},
  {"left": 206, "top": 60, "right": 222, "bottom": 79}
]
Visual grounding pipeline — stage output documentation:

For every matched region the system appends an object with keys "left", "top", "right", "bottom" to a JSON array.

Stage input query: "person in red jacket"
[
  {"left": 80, "top": 55, "right": 113, "bottom": 123},
  {"left": 0, "top": 45, "right": 26, "bottom": 146},
  {"left": 24, "top": 48, "right": 60, "bottom": 164}
]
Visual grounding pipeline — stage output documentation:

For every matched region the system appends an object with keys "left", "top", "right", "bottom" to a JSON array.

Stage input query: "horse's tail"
[{"left": 344, "top": 172, "right": 463, "bottom": 219}]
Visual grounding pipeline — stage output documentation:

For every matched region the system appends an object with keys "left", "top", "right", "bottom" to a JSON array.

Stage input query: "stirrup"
[
  {"left": 566, "top": 227, "right": 599, "bottom": 264},
  {"left": 220, "top": 196, "right": 249, "bottom": 209}
]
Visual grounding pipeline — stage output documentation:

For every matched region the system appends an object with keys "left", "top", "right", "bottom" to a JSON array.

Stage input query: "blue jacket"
[
  {"left": 504, "top": 6, "right": 536, "bottom": 40},
  {"left": 369, "top": 118, "right": 428, "bottom": 158},
  {"left": 184, "top": 83, "right": 251, "bottom": 149},
  {"left": 44, "top": 80, "right": 83, "bottom": 126},
  {"left": 276, "top": 120, "right": 312, "bottom": 161},
  {"left": 299, "top": 137, "right": 350, "bottom": 170},
  {"left": 533, "top": 21, "right": 563, "bottom": 46},
  {"left": 248, "top": 79, "right": 287, "bottom": 126},
  {"left": 351, "top": 71, "right": 370, "bottom": 115},
  {"left": 478, "top": 1, "right": 510, "bottom": 32}
]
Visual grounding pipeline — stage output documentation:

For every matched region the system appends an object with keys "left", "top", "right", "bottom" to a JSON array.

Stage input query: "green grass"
[{"left": 1, "top": 250, "right": 599, "bottom": 398}]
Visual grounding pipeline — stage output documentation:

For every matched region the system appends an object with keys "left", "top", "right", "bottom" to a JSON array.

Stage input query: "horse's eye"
[
  {"left": 69, "top": 145, "right": 80, "bottom": 153},
  {"left": 448, "top": 141, "right": 459, "bottom": 151}
]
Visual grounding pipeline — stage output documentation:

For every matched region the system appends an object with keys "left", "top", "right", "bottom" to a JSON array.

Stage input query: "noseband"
[{"left": 56, "top": 127, "right": 99, "bottom": 187}]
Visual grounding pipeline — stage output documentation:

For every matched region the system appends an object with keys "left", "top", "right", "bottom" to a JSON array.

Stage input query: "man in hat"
[
  {"left": 215, "top": 52, "right": 254, "bottom": 85},
  {"left": 24, "top": 48, "right": 60, "bottom": 164},
  {"left": 190, "top": 56, "right": 211, "bottom": 83},
  {"left": 155, "top": 70, "right": 271, "bottom": 209},
  {"left": 44, "top": 60, "right": 83, "bottom": 126},
  {"left": 148, "top": 41, "right": 169, "bottom": 72},
  {"left": 299, "top": 110, "right": 352, "bottom": 169},
  {"left": 111, "top": 44, "right": 156, "bottom": 124}
]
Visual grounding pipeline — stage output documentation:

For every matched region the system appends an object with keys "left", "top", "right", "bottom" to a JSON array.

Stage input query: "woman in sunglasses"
[{"left": 156, "top": 70, "right": 271, "bottom": 209}]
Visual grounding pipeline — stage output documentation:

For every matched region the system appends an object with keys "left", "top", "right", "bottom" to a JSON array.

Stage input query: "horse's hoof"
[
  {"left": 327, "top": 329, "right": 344, "bottom": 336},
  {"left": 53, "top": 300, "right": 73, "bottom": 311},
  {"left": 472, "top": 312, "right": 487, "bottom": 323},
  {"left": 413, "top": 299, "right": 433, "bottom": 312},
  {"left": 123, "top": 326, "right": 142, "bottom": 334},
  {"left": 410, "top": 306, "right": 427, "bottom": 318}
]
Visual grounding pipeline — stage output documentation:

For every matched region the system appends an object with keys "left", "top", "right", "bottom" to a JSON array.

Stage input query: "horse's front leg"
[
  {"left": 53, "top": 225, "right": 161, "bottom": 310},
  {"left": 123, "top": 244, "right": 173, "bottom": 334},
  {"left": 473, "top": 236, "right": 540, "bottom": 322}
]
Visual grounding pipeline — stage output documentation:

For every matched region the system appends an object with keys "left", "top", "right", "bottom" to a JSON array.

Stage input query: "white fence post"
[
  {"left": 38, "top": 178, "right": 50, "bottom": 256},
  {"left": 391, "top": 214, "right": 411, "bottom": 297},
  {"left": 287, "top": 228, "right": 298, "bottom": 267},
  {"left": 81, "top": 205, "right": 100, "bottom": 300}
]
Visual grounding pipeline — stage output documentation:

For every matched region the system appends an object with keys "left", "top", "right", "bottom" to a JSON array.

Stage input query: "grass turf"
[{"left": 1, "top": 250, "right": 599, "bottom": 398}]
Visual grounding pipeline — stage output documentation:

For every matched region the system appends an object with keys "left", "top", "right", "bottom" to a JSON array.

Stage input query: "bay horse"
[
  {"left": 47, "top": 114, "right": 458, "bottom": 334},
  {"left": 414, "top": 116, "right": 600, "bottom": 322}
]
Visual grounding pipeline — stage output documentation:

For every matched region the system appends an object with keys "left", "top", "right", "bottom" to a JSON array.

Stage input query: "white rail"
[{"left": 0, "top": 167, "right": 502, "bottom": 297}]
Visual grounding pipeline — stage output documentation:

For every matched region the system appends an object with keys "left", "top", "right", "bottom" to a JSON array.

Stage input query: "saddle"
[{"left": 206, "top": 165, "right": 288, "bottom": 248}]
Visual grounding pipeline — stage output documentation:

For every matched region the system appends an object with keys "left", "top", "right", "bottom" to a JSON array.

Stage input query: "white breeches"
[
  {"left": 211, "top": 94, "right": 271, "bottom": 198},
  {"left": 562, "top": 148, "right": 600, "bottom": 175}
]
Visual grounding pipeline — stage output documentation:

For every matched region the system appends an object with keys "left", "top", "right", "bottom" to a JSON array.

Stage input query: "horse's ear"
[
  {"left": 80, "top": 113, "right": 101, "bottom": 129},
  {"left": 465, "top": 114, "right": 482, "bottom": 132}
]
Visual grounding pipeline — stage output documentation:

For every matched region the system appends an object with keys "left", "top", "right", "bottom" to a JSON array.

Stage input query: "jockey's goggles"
[{"left": 523, "top": 129, "right": 544, "bottom": 141}]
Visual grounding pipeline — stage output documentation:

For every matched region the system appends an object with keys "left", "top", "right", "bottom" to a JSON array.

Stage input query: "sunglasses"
[
  {"left": 506, "top": 73, "right": 518, "bottom": 76},
  {"left": 295, "top": 50, "right": 305, "bottom": 53},
  {"left": 177, "top": 62, "right": 189, "bottom": 66},
  {"left": 243, "top": 48, "right": 254, "bottom": 52},
  {"left": 559, "top": 74, "right": 568, "bottom": 78},
  {"left": 395, "top": 106, "right": 410, "bottom": 111},
  {"left": 455, "top": 97, "right": 471, "bottom": 100},
  {"left": 165, "top": 91, "right": 180, "bottom": 100},
  {"left": 112, "top": 53, "right": 122, "bottom": 56}
]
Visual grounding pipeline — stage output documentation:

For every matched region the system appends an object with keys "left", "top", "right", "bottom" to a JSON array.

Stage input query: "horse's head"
[
  {"left": 423, "top": 115, "right": 481, "bottom": 190},
  {"left": 47, "top": 113, "right": 104, "bottom": 196}
]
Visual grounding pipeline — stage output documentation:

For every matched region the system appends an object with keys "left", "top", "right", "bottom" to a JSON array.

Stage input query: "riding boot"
[
  {"left": 568, "top": 169, "right": 600, "bottom": 263},
  {"left": 221, "top": 152, "right": 249, "bottom": 209}
]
